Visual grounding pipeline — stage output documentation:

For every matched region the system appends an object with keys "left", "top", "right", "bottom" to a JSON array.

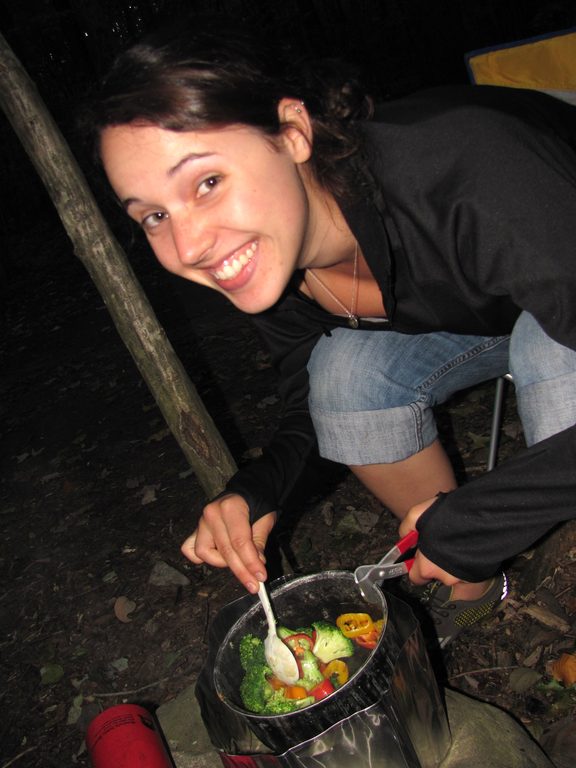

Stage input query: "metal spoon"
[{"left": 258, "top": 581, "right": 300, "bottom": 685}]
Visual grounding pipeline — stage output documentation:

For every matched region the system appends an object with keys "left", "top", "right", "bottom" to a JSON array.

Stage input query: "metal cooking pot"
[{"left": 198, "top": 571, "right": 450, "bottom": 766}]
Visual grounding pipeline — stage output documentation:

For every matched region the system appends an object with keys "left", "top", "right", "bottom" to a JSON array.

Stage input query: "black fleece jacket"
[{"left": 222, "top": 84, "right": 576, "bottom": 579}]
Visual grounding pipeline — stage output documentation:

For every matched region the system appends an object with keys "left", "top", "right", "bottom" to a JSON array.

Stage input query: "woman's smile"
[{"left": 211, "top": 240, "right": 258, "bottom": 285}]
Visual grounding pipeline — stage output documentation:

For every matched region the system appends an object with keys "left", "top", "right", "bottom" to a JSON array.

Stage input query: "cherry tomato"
[{"left": 310, "top": 678, "right": 335, "bottom": 700}]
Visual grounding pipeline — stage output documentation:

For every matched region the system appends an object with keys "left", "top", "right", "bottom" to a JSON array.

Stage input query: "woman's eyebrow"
[{"left": 168, "top": 151, "right": 215, "bottom": 176}]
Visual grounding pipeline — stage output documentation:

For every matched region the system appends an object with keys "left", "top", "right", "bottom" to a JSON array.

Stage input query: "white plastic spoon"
[{"left": 258, "top": 581, "right": 300, "bottom": 685}]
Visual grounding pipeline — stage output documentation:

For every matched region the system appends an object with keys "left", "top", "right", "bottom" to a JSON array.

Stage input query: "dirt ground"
[{"left": 1, "top": 221, "right": 575, "bottom": 767}]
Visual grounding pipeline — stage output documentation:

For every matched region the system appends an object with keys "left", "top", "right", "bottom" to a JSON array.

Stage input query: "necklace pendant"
[{"left": 348, "top": 315, "right": 359, "bottom": 329}]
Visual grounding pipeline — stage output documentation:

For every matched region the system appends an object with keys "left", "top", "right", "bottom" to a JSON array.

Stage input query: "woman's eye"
[
  {"left": 197, "top": 175, "right": 222, "bottom": 197},
  {"left": 141, "top": 211, "right": 168, "bottom": 231}
]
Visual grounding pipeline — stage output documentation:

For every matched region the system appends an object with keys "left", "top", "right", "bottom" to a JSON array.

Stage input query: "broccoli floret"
[
  {"left": 239, "top": 660, "right": 274, "bottom": 713},
  {"left": 296, "top": 649, "right": 324, "bottom": 689},
  {"left": 239, "top": 634, "right": 266, "bottom": 671},
  {"left": 311, "top": 621, "right": 354, "bottom": 664},
  {"left": 276, "top": 626, "right": 295, "bottom": 640},
  {"left": 261, "top": 689, "right": 314, "bottom": 715},
  {"left": 239, "top": 635, "right": 274, "bottom": 713}
]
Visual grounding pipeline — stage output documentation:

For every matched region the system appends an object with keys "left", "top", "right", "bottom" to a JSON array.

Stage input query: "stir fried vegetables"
[{"left": 238, "top": 612, "right": 383, "bottom": 715}]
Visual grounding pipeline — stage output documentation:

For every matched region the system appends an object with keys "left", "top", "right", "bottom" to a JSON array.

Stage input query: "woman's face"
[{"left": 100, "top": 118, "right": 320, "bottom": 313}]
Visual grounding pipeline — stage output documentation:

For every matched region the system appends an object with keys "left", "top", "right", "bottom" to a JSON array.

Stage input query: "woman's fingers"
[
  {"left": 252, "top": 512, "right": 277, "bottom": 561},
  {"left": 399, "top": 496, "right": 460, "bottom": 586},
  {"left": 408, "top": 550, "right": 460, "bottom": 586},
  {"left": 181, "top": 520, "right": 229, "bottom": 568},
  {"left": 398, "top": 497, "right": 436, "bottom": 537},
  {"left": 181, "top": 529, "right": 203, "bottom": 564},
  {"left": 181, "top": 495, "right": 277, "bottom": 593}
]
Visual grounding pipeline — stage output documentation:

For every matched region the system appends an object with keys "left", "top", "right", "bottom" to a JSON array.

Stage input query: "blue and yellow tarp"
[{"left": 466, "top": 27, "right": 576, "bottom": 104}]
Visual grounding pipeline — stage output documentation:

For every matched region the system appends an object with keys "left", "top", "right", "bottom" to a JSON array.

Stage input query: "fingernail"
[
  {"left": 255, "top": 571, "right": 266, "bottom": 582},
  {"left": 246, "top": 581, "right": 258, "bottom": 593}
]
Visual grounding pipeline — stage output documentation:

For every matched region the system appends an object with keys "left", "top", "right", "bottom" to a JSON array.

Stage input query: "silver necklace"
[{"left": 306, "top": 244, "right": 360, "bottom": 329}]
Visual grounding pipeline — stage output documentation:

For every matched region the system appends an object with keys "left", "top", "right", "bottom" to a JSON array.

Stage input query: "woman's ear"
[{"left": 277, "top": 97, "right": 313, "bottom": 163}]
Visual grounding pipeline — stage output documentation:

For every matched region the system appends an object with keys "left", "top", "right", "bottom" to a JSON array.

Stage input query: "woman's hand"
[
  {"left": 181, "top": 493, "right": 277, "bottom": 593},
  {"left": 399, "top": 498, "right": 460, "bottom": 587}
]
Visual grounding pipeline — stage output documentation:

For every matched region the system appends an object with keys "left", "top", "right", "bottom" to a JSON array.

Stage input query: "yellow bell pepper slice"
[
  {"left": 336, "top": 612, "right": 374, "bottom": 638},
  {"left": 322, "top": 659, "right": 349, "bottom": 687}
]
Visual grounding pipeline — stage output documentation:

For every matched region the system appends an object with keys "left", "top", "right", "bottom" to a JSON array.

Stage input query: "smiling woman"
[{"left": 83, "top": 15, "right": 576, "bottom": 651}]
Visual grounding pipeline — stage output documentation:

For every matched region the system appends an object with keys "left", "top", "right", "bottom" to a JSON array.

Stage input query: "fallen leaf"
[
  {"left": 66, "top": 694, "right": 84, "bottom": 725},
  {"left": 40, "top": 663, "right": 65, "bottom": 685},
  {"left": 140, "top": 485, "right": 159, "bottom": 505},
  {"left": 241, "top": 447, "right": 264, "bottom": 460},
  {"left": 467, "top": 432, "right": 490, "bottom": 449},
  {"left": 541, "top": 716, "right": 576, "bottom": 768},
  {"left": 114, "top": 596, "right": 136, "bottom": 623},
  {"left": 353, "top": 507, "right": 380, "bottom": 534},
  {"left": 321, "top": 501, "right": 334, "bottom": 526},
  {"left": 41, "top": 472, "right": 61, "bottom": 484},
  {"left": 551, "top": 653, "right": 576, "bottom": 686},
  {"left": 148, "top": 560, "right": 190, "bottom": 587},
  {"left": 509, "top": 667, "right": 542, "bottom": 693},
  {"left": 523, "top": 645, "right": 542, "bottom": 667},
  {"left": 503, "top": 422, "right": 523, "bottom": 439},
  {"left": 334, "top": 511, "right": 361, "bottom": 535},
  {"left": 463, "top": 674, "right": 480, "bottom": 691},
  {"left": 519, "top": 604, "right": 571, "bottom": 632},
  {"left": 109, "top": 657, "right": 129, "bottom": 672},
  {"left": 146, "top": 428, "right": 170, "bottom": 443}
]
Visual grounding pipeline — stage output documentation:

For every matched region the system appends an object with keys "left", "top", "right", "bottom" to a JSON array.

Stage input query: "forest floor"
[{"left": 1, "top": 222, "right": 575, "bottom": 767}]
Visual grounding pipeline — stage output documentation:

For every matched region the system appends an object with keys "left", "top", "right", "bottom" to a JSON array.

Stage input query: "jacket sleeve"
[
  {"left": 415, "top": 422, "right": 576, "bottom": 582},
  {"left": 221, "top": 293, "right": 334, "bottom": 522}
]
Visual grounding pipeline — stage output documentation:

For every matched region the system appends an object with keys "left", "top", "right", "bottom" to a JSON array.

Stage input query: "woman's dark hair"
[{"left": 82, "top": 19, "right": 372, "bottom": 200}]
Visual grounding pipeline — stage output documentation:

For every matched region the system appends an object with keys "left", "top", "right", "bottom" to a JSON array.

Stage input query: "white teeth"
[{"left": 213, "top": 242, "right": 257, "bottom": 281}]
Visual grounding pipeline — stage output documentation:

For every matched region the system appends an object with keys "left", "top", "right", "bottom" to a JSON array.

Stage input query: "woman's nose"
[{"left": 171, "top": 213, "right": 213, "bottom": 266}]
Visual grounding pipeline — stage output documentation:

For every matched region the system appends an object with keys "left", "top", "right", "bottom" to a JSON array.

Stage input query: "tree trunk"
[{"left": 0, "top": 32, "right": 237, "bottom": 498}]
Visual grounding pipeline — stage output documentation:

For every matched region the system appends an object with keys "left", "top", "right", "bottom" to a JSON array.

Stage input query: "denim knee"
[
  {"left": 510, "top": 312, "right": 576, "bottom": 444},
  {"left": 307, "top": 329, "right": 420, "bottom": 413},
  {"left": 307, "top": 328, "right": 435, "bottom": 463},
  {"left": 307, "top": 327, "right": 509, "bottom": 465}
]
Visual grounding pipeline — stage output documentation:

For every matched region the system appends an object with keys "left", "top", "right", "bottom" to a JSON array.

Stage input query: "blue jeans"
[{"left": 307, "top": 312, "right": 576, "bottom": 465}]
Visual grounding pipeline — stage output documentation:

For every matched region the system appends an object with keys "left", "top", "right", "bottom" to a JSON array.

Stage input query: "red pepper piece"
[
  {"left": 310, "top": 678, "right": 335, "bottom": 700},
  {"left": 283, "top": 633, "right": 314, "bottom": 656}
]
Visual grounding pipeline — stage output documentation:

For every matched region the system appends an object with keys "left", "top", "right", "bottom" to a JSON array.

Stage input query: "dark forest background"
[{"left": 1, "top": 0, "right": 576, "bottom": 290}]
